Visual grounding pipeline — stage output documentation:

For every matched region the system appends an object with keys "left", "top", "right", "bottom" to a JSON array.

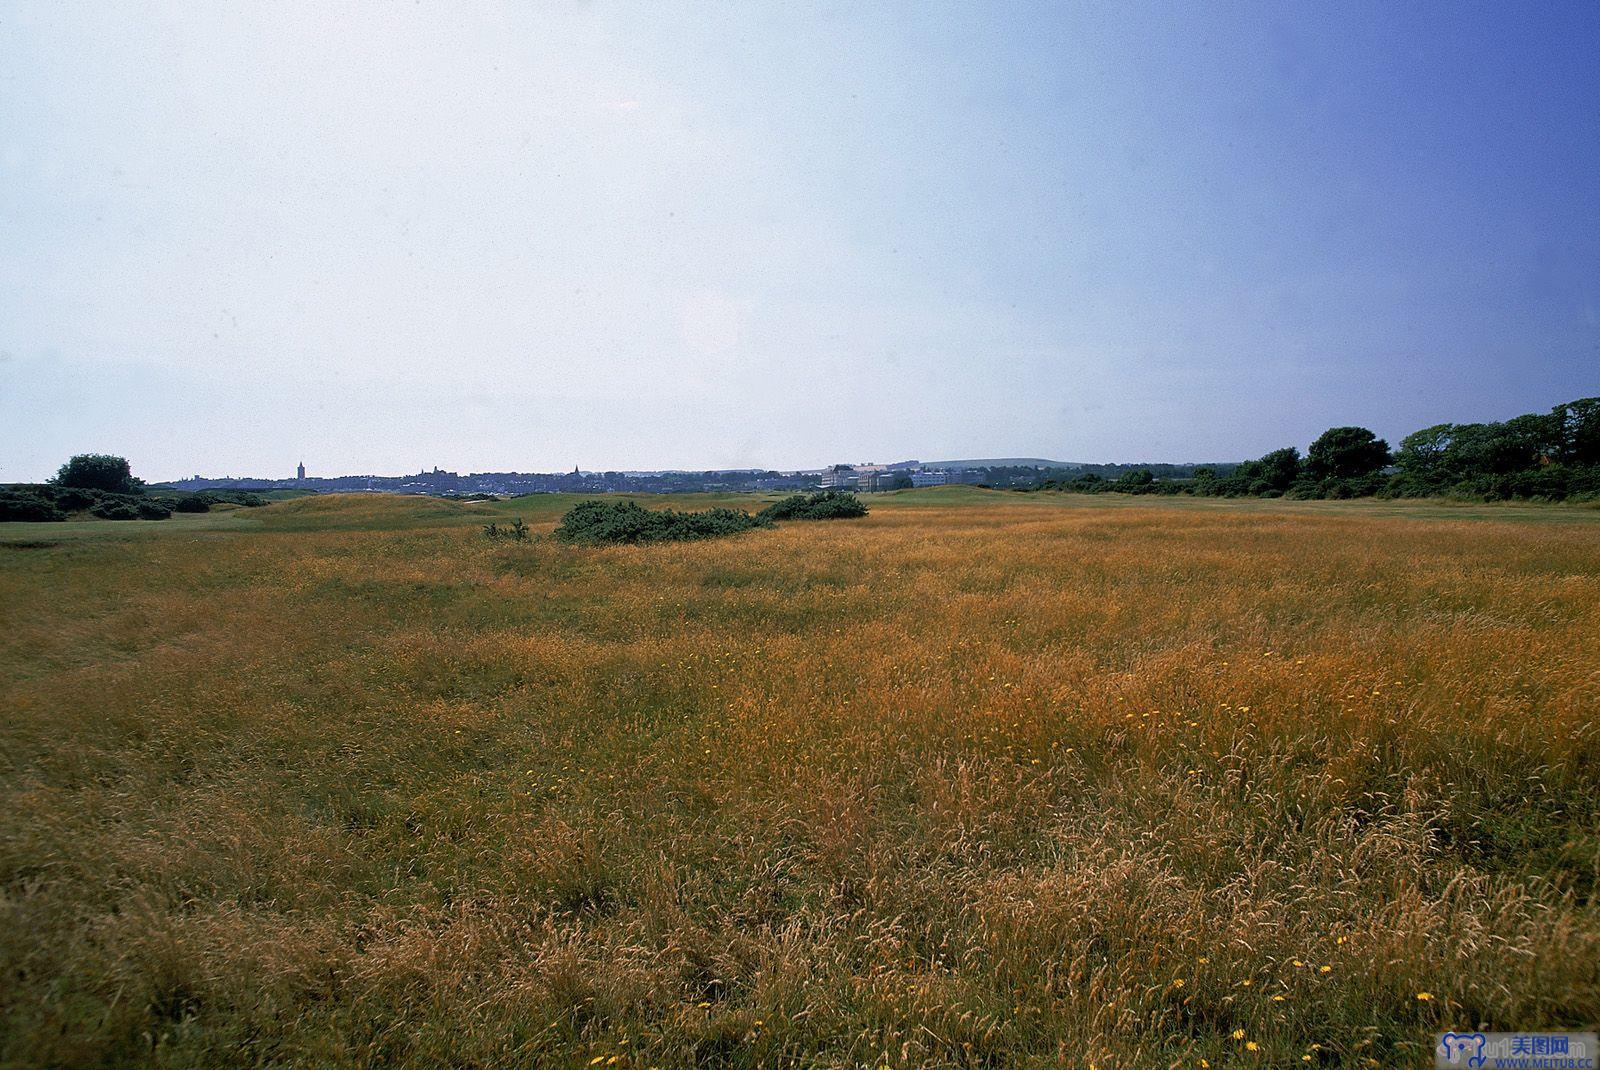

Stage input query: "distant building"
[
  {"left": 910, "top": 470, "right": 949, "bottom": 487},
  {"left": 819, "top": 464, "right": 857, "bottom": 489},
  {"left": 862, "top": 470, "right": 905, "bottom": 492},
  {"left": 821, "top": 463, "right": 916, "bottom": 491},
  {"left": 852, "top": 465, "right": 890, "bottom": 491},
  {"left": 296, "top": 462, "right": 306, "bottom": 481}
]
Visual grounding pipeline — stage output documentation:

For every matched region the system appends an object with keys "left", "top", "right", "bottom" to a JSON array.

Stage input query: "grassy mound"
[
  {"left": 756, "top": 489, "right": 868, "bottom": 521},
  {"left": 554, "top": 499, "right": 770, "bottom": 544}
]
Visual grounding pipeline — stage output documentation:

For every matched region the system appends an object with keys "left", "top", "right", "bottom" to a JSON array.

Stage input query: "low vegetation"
[
  {"left": 0, "top": 484, "right": 170, "bottom": 522},
  {"left": 549, "top": 492, "right": 870, "bottom": 546},
  {"left": 482, "top": 517, "right": 531, "bottom": 542},
  {"left": 756, "top": 489, "right": 870, "bottom": 521},
  {"left": 2, "top": 491, "right": 1597, "bottom": 1067},
  {"left": 0, "top": 489, "right": 69, "bottom": 523},
  {"left": 89, "top": 495, "right": 173, "bottom": 521},
  {"left": 1, "top": 455, "right": 270, "bottom": 523},
  {"left": 554, "top": 500, "right": 773, "bottom": 544}
]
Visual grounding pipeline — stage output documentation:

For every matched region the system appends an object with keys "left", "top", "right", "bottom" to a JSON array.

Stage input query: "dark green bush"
[
  {"left": 172, "top": 495, "right": 212, "bottom": 513},
  {"left": 1112, "top": 469, "right": 1156, "bottom": 493},
  {"left": 1061, "top": 473, "right": 1108, "bottom": 493},
  {"left": 1439, "top": 464, "right": 1600, "bottom": 502},
  {"left": 174, "top": 490, "right": 265, "bottom": 508},
  {"left": 555, "top": 501, "right": 770, "bottom": 544},
  {"left": 78, "top": 492, "right": 168, "bottom": 520},
  {"left": 54, "top": 454, "right": 142, "bottom": 494},
  {"left": 51, "top": 487, "right": 100, "bottom": 511},
  {"left": 757, "top": 490, "right": 868, "bottom": 521},
  {"left": 1375, "top": 472, "right": 1439, "bottom": 500},
  {"left": 0, "top": 491, "right": 68, "bottom": 522},
  {"left": 90, "top": 500, "right": 140, "bottom": 520}
]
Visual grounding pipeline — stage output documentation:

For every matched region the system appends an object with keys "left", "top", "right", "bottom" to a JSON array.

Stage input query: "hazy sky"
[{"left": 3, "top": 2, "right": 1597, "bottom": 480}]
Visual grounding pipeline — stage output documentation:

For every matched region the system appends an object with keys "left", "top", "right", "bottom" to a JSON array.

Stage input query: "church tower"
[{"left": 297, "top": 462, "right": 306, "bottom": 482}]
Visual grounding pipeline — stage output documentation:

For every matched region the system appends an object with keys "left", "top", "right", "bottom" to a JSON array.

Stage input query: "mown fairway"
[{"left": 2, "top": 490, "right": 1598, "bottom": 1068}]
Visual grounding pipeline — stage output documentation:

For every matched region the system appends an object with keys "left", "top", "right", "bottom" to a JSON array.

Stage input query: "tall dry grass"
[{"left": 1, "top": 492, "right": 1597, "bottom": 1068}]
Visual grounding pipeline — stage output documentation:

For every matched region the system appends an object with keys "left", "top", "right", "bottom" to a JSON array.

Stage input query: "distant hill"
[
  {"left": 920, "top": 458, "right": 1242, "bottom": 471},
  {"left": 920, "top": 458, "right": 1083, "bottom": 470}
]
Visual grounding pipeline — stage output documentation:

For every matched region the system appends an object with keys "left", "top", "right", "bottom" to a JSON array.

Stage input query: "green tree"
[
  {"left": 1113, "top": 468, "right": 1155, "bottom": 491},
  {"left": 1305, "top": 427, "right": 1391, "bottom": 480},
  {"left": 1395, "top": 424, "right": 1455, "bottom": 478},
  {"left": 54, "top": 453, "right": 140, "bottom": 494},
  {"left": 1551, "top": 397, "right": 1600, "bottom": 466},
  {"left": 1255, "top": 447, "right": 1301, "bottom": 490},
  {"left": 1448, "top": 418, "right": 1553, "bottom": 477}
]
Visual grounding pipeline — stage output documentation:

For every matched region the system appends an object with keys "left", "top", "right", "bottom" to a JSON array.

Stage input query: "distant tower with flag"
[{"left": 296, "top": 461, "right": 306, "bottom": 482}]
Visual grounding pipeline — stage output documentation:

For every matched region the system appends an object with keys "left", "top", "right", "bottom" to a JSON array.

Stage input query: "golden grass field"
[{"left": 2, "top": 489, "right": 1598, "bottom": 1068}]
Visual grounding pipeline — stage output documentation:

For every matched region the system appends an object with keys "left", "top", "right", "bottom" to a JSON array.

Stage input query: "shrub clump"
[
  {"left": 50, "top": 487, "right": 100, "bottom": 511},
  {"left": 88, "top": 500, "right": 138, "bottom": 520},
  {"left": 0, "top": 479, "right": 203, "bottom": 522},
  {"left": 483, "top": 517, "right": 530, "bottom": 542},
  {"left": 0, "top": 490, "right": 68, "bottom": 522},
  {"left": 1, "top": 485, "right": 176, "bottom": 522},
  {"left": 554, "top": 500, "right": 770, "bottom": 544},
  {"left": 74, "top": 493, "right": 168, "bottom": 521},
  {"left": 757, "top": 490, "right": 869, "bottom": 521}
]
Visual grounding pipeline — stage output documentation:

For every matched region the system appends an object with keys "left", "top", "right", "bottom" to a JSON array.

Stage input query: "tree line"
[
  {"left": 1039, "top": 397, "right": 1599, "bottom": 501},
  {"left": 0, "top": 454, "right": 266, "bottom": 522}
]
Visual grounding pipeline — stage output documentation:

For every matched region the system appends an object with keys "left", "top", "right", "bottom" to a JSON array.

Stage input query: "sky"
[{"left": 2, "top": 2, "right": 1597, "bottom": 481}]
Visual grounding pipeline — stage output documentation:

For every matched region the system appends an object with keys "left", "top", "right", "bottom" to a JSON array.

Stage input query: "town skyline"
[{"left": 157, "top": 457, "right": 1180, "bottom": 497}]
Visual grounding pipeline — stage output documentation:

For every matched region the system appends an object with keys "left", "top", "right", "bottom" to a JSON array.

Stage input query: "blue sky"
[{"left": 2, "top": 2, "right": 1596, "bottom": 480}]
